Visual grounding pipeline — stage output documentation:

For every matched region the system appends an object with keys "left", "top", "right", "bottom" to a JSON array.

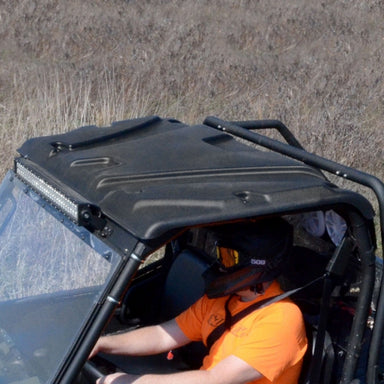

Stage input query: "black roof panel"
[{"left": 17, "top": 116, "right": 374, "bottom": 240}]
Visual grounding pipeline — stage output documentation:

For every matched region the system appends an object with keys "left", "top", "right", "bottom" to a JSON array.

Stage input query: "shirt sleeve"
[{"left": 175, "top": 295, "right": 208, "bottom": 342}]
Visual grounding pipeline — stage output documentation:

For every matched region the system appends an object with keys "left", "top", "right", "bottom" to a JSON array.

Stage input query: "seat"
[
  {"left": 159, "top": 248, "right": 211, "bottom": 321},
  {"left": 158, "top": 248, "right": 211, "bottom": 368},
  {"left": 299, "top": 323, "right": 335, "bottom": 384}
]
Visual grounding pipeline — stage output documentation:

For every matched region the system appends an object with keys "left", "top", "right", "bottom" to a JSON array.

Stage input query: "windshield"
[{"left": 0, "top": 172, "right": 121, "bottom": 384}]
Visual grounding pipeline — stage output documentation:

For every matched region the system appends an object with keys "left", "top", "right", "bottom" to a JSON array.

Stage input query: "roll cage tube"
[
  {"left": 203, "top": 117, "right": 384, "bottom": 383},
  {"left": 230, "top": 119, "right": 304, "bottom": 149},
  {"left": 56, "top": 244, "right": 148, "bottom": 384},
  {"left": 341, "top": 210, "right": 375, "bottom": 384}
]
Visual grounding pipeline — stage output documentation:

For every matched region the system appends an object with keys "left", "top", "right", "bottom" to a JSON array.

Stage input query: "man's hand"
[
  {"left": 96, "top": 372, "right": 138, "bottom": 384},
  {"left": 93, "top": 355, "right": 262, "bottom": 384},
  {"left": 89, "top": 341, "right": 101, "bottom": 360}
]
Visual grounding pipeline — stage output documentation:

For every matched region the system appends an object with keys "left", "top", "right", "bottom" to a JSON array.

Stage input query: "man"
[{"left": 90, "top": 218, "right": 308, "bottom": 384}]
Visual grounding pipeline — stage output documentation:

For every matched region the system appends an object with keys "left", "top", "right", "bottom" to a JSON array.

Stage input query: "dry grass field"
[{"left": 0, "top": 0, "right": 383, "bottom": 197}]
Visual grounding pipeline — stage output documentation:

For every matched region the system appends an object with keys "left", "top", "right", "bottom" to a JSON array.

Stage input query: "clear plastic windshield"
[{"left": 0, "top": 172, "right": 121, "bottom": 383}]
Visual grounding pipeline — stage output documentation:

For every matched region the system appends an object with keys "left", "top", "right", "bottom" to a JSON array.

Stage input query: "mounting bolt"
[{"left": 82, "top": 211, "right": 91, "bottom": 221}]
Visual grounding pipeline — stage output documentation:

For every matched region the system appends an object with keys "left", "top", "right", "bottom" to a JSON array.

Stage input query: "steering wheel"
[
  {"left": 82, "top": 355, "right": 122, "bottom": 383},
  {"left": 82, "top": 361, "right": 104, "bottom": 382}
]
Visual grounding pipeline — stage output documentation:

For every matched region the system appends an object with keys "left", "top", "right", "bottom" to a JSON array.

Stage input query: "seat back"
[
  {"left": 158, "top": 248, "right": 211, "bottom": 368},
  {"left": 299, "top": 323, "right": 335, "bottom": 384},
  {"left": 160, "top": 248, "right": 211, "bottom": 320}
]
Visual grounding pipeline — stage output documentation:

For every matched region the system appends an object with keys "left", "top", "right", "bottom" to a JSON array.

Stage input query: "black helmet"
[{"left": 203, "top": 218, "right": 293, "bottom": 298}]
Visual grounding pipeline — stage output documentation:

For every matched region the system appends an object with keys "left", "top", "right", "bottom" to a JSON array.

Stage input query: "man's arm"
[
  {"left": 96, "top": 354, "right": 263, "bottom": 384},
  {"left": 89, "top": 319, "right": 191, "bottom": 358}
]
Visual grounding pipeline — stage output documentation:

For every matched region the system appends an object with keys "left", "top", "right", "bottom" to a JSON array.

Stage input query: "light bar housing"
[{"left": 15, "top": 161, "right": 79, "bottom": 223}]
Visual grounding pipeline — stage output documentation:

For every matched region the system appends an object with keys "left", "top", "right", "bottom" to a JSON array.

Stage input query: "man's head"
[{"left": 203, "top": 218, "right": 293, "bottom": 298}]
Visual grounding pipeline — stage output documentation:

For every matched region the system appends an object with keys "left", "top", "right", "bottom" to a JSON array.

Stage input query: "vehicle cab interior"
[{"left": 82, "top": 209, "right": 378, "bottom": 384}]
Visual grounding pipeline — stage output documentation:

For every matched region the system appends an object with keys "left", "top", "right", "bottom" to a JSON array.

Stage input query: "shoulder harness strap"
[{"left": 206, "top": 274, "right": 325, "bottom": 351}]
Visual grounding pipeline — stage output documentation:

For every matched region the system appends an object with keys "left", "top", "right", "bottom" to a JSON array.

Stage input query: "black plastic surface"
[{"left": 16, "top": 116, "right": 374, "bottom": 243}]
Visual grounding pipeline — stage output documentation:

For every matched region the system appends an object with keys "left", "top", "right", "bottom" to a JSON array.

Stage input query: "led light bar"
[{"left": 15, "top": 161, "right": 79, "bottom": 222}]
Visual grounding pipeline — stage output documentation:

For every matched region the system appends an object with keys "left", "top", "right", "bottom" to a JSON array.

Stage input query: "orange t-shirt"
[{"left": 175, "top": 281, "right": 307, "bottom": 384}]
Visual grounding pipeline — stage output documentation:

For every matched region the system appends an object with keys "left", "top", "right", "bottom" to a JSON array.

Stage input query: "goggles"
[{"left": 215, "top": 245, "right": 240, "bottom": 269}]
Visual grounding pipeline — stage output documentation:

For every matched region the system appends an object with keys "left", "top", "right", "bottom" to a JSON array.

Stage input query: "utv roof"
[{"left": 16, "top": 116, "right": 374, "bottom": 242}]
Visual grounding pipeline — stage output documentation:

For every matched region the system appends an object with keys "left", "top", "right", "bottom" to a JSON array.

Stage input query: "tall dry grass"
[{"left": 0, "top": 0, "right": 383, "bottom": 206}]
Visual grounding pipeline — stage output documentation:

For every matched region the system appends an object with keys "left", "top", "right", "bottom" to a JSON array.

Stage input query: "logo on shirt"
[
  {"left": 208, "top": 314, "right": 224, "bottom": 328},
  {"left": 231, "top": 324, "right": 250, "bottom": 338}
]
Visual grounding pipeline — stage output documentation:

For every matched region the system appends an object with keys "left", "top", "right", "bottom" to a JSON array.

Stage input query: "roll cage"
[{"left": 9, "top": 116, "right": 384, "bottom": 384}]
